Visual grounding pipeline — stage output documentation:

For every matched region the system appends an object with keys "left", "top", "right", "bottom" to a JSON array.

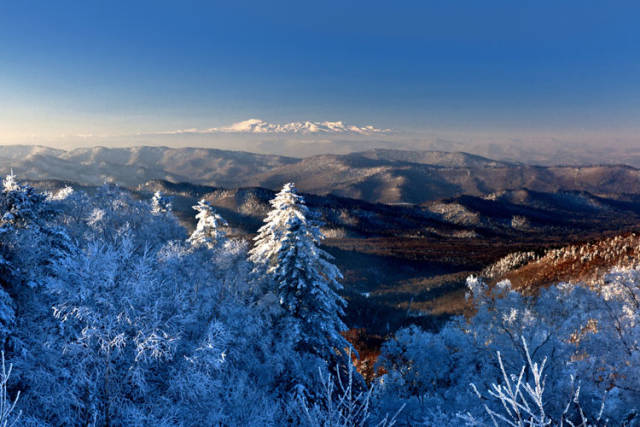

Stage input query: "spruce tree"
[
  {"left": 150, "top": 191, "right": 173, "bottom": 215},
  {"left": 188, "top": 199, "right": 228, "bottom": 249},
  {"left": 249, "top": 183, "right": 349, "bottom": 358}
]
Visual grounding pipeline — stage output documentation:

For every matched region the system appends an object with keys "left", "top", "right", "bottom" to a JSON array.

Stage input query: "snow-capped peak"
[{"left": 157, "top": 119, "right": 389, "bottom": 136}]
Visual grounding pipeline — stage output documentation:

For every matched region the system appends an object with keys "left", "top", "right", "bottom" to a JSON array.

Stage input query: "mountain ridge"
[{"left": 2, "top": 145, "right": 639, "bottom": 205}]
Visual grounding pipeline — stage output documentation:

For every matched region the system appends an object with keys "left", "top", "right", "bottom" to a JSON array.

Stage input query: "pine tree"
[
  {"left": 0, "top": 173, "right": 53, "bottom": 344},
  {"left": 249, "top": 183, "right": 349, "bottom": 358},
  {"left": 0, "top": 172, "right": 46, "bottom": 229},
  {"left": 188, "top": 199, "right": 228, "bottom": 249},
  {"left": 150, "top": 191, "right": 172, "bottom": 215}
]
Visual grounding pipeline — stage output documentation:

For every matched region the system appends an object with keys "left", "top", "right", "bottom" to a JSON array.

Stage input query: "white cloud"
[{"left": 152, "top": 119, "right": 390, "bottom": 136}]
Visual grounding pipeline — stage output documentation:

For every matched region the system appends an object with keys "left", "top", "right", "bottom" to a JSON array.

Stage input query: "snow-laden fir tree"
[
  {"left": 188, "top": 199, "right": 228, "bottom": 249},
  {"left": 249, "top": 183, "right": 349, "bottom": 359},
  {"left": 150, "top": 191, "right": 172, "bottom": 215},
  {"left": 0, "top": 171, "right": 47, "bottom": 230},
  {"left": 0, "top": 172, "right": 62, "bottom": 341}
]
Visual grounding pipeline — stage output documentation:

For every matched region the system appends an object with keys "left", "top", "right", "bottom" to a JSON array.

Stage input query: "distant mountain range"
[{"left": 2, "top": 145, "right": 639, "bottom": 205}]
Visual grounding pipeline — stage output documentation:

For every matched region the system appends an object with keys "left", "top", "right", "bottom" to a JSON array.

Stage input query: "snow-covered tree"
[
  {"left": 0, "top": 173, "right": 73, "bottom": 343},
  {"left": 249, "top": 183, "right": 349, "bottom": 359},
  {"left": 150, "top": 191, "right": 172, "bottom": 215},
  {"left": 0, "top": 172, "right": 46, "bottom": 229},
  {"left": 459, "top": 337, "right": 605, "bottom": 427},
  {"left": 188, "top": 199, "right": 228, "bottom": 249},
  {"left": 84, "top": 184, "right": 184, "bottom": 248},
  {"left": 44, "top": 231, "right": 181, "bottom": 424},
  {"left": 0, "top": 172, "right": 48, "bottom": 269},
  {"left": 375, "top": 275, "right": 616, "bottom": 424}
]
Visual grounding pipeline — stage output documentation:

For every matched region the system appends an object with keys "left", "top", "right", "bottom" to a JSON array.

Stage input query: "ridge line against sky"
[{"left": 0, "top": 1, "right": 639, "bottom": 155}]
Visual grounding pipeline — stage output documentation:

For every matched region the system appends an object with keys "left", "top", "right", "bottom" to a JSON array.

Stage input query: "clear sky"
[{"left": 0, "top": 0, "right": 638, "bottom": 154}]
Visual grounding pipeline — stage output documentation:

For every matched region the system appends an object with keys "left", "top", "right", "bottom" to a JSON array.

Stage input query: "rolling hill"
[{"left": 3, "top": 145, "right": 640, "bottom": 205}]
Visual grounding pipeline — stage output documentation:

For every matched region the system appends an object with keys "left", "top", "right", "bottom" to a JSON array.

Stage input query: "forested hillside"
[{"left": 2, "top": 173, "right": 640, "bottom": 425}]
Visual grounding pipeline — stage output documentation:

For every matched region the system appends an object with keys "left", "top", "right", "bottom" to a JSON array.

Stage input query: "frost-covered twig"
[
  {"left": 297, "top": 349, "right": 403, "bottom": 427},
  {"left": 459, "top": 337, "right": 605, "bottom": 427},
  {"left": 0, "top": 352, "right": 21, "bottom": 427}
]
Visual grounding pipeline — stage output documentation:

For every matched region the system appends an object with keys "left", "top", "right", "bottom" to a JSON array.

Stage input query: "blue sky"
[{"left": 0, "top": 0, "right": 638, "bottom": 152}]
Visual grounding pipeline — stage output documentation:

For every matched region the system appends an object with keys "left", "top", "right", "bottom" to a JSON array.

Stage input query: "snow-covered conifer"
[
  {"left": 151, "top": 191, "right": 173, "bottom": 215},
  {"left": 0, "top": 172, "right": 46, "bottom": 229},
  {"left": 188, "top": 199, "right": 228, "bottom": 249},
  {"left": 0, "top": 172, "right": 66, "bottom": 288},
  {"left": 249, "top": 183, "right": 349, "bottom": 358}
]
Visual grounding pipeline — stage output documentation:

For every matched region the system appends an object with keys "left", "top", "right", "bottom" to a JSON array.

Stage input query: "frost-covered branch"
[
  {"left": 296, "top": 350, "right": 403, "bottom": 427},
  {"left": 460, "top": 337, "right": 605, "bottom": 427},
  {"left": 0, "top": 352, "right": 21, "bottom": 427}
]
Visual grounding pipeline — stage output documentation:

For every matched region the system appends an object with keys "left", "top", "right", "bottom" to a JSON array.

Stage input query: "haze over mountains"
[{"left": 2, "top": 145, "right": 639, "bottom": 205}]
